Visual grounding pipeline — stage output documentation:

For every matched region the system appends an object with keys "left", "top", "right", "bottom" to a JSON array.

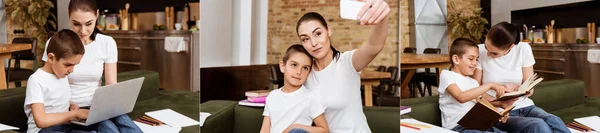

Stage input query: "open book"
[
  {"left": 458, "top": 97, "right": 514, "bottom": 131},
  {"left": 493, "top": 73, "right": 544, "bottom": 101}
]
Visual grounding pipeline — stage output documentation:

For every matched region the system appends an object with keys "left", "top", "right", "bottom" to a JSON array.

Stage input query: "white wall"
[
  {"left": 200, "top": 0, "right": 233, "bottom": 68},
  {"left": 231, "top": 0, "right": 253, "bottom": 66},
  {"left": 251, "top": 0, "right": 268, "bottom": 65},
  {"left": 491, "top": 0, "right": 591, "bottom": 24},
  {"left": 57, "top": 0, "right": 70, "bottom": 30}
]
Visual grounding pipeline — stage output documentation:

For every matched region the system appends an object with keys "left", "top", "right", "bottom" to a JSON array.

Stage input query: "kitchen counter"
[
  {"left": 103, "top": 30, "right": 199, "bottom": 91},
  {"left": 530, "top": 43, "right": 600, "bottom": 96}
]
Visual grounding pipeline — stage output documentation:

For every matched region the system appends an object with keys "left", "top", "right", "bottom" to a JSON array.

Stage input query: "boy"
[
  {"left": 438, "top": 38, "right": 513, "bottom": 133},
  {"left": 260, "top": 44, "right": 329, "bottom": 133},
  {"left": 24, "top": 30, "right": 90, "bottom": 133}
]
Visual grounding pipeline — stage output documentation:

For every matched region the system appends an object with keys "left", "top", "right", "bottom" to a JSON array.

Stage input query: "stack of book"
[{"left": 238, "top": 90, "right": 270, "bottom": 107}]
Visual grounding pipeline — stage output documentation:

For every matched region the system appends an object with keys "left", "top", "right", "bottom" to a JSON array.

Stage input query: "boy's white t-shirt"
[
  {"left": 437, "top": 70, "right": 481, "bottom": 129},
  {"left": 43, "top": 34, "right": 118, "bottom": 106},
  {"left": 477, "top": 42, "right": 536, "bottom": 110},
  {"left": 24, "top": 69, "right": 71, "bottom": 133},
  {"left": 304, "top": 50, "right": 372, "bottom": 133},
  {"left": 262, "top": 86, "right": 324, "bottom": 133}
]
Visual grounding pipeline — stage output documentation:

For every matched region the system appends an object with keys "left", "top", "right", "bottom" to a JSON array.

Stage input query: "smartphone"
[{"left": 340, "top": 0, "right": 369, "bottom": 21}]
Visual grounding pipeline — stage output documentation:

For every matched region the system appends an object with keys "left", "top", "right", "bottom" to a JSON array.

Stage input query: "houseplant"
[
  {"left": 447, "top": 1, "right": 488, "bottom": 43},
  {"left": 5, "top": 0, "right": 56, "bottom": 65}
]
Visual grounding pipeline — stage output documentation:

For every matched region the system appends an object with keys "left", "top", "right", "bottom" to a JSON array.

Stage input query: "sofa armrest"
[
  {"left": 233, "top": 105, "right": 264, "bottom": 133},
  {"left": 200, "top": 100, "right": 237, "bottom": 133},
  {"left": 363, "top": 106, "right": 400, "bottom": 133},
  {"left": 530, "top": 79, "right": 586, "bottom": 112},
  {"left": 400, "top": 95, "right": 442, "bottom": 126},
  {"left": 0, "top": 88, "right": 27, "bottom": 132}
]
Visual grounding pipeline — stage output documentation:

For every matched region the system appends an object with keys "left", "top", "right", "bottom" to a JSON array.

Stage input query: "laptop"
[{"left": 71, "top": 77, "right": 145, "bottom": 126}]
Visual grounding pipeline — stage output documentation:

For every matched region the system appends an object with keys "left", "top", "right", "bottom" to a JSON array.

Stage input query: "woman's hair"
[
  {"left": 283, "top": 44, "right": 314, "bottom": 65},
  {"left": 296, "top": 12, "right": 340, "bottom": 61},
  {"left": 449, "top": 38, "right": 478, "bottom": 69},
  {"left": 47, "top": 29, "right": 85, "bottom": 60},
  {"left": 68, "top": 0, "right": 103, "bottom": 41},
  {"left": 487, "top": 21, "right": 517, "bottom": 50}
]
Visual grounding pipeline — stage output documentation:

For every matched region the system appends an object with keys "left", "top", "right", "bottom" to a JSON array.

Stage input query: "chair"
[
  {"left": 269, "top": 64, "right": 284, "bottom": 89},
  {"left": 6, "top": 38, "right": 37, "bottom": 87},
  {"left": 403, "top": 47, "right": 417, "bottom": 53},
  {"left": 375, "top": 66, "right": 400, "bottom": 106},
  {"left": 402, "top": 47, "right": 424, "bottom": 97},
  {"left": 417, "top": 48, "right": 442, "bottom": 96}
]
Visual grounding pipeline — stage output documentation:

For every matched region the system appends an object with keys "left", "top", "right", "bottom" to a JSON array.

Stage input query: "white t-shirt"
[
  {"left": 43, "top": 34, "right": 118, "bottom": 106},
  {"left": 437, "top": 70, "right": 480, "bottom": 129},
  {"left": 304, "top": 50, "right": 371, "bottom": 133},
  {"left": 477, "top": 42, "right": 536, "bottom": 110},
  {"left": 24, "top": 69, "right": 71, "bottom": 133},
  {"left": 262, "top": 86, "right": 324, "bottom": 133}
]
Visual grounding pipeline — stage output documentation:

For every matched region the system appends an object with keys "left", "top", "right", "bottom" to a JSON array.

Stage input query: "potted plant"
[
  {"left": 447, "top": 1, "right": 488, "bottom": 43},
  {"left": 5, "top": 0, "right": 56, "bottom": 65}
]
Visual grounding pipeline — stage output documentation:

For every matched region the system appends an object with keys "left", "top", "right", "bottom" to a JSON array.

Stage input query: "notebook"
[
  {"left": 145, "top": 109, "right": 200, "bottom": 127},
  {"left": 493, "top": 73, "right": 543, "bottom": 101},
  {"left": 574, "top": 116, "right": 600, "bottom": 131},
  {"left": 401, "top": 118, "right": 457, "bottom": 133},
  {"left": 134, "top": 121, "right": 181, "bottom": 133},
  {"left": 0, "top": 123, "right": 18, "bottom": 131},
  {"left": 400, "top": 106, "right": 411, "bottom": 115},
  {"left": 239, "top": 100, "right": 265, "bottom": 107},
  {"left": 458, "top": 97, "right": 514, "bottom": 131}
]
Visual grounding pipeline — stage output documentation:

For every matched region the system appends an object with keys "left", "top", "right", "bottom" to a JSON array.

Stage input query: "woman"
[
  {"left": 42, "top": 0, "right": 141, "bottom": 132},
  {"left": 295, "top": 0, "right": 390, "bottom": 132},
  {"left": 473, "top": 22, "right": 569, "bottom": 133}
]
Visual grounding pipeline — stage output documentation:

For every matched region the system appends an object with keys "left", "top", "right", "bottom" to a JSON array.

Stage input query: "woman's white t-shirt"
[
  {"left": 43, "top": 33, "right": 118, "bottom": 106},
  {"left": 477, "top": 42, "right": 536, "bottom": 110},
  {"left": 262, "top": 86, "right": 324, "bottom": 133},
  {"left": 437, "top": 70, "right": 480, "bottom": 129},
  {"left": 304, "top": 50, "right": 371, "bottom": 133}
]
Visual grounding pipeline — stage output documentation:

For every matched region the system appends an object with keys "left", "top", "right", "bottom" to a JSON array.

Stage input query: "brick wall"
[{"left": 267, "top": 0, "right": 400, "bottom": 70}]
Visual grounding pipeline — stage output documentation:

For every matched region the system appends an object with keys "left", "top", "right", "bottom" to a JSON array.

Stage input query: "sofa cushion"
[
  {"left": 130, "top": 90, "right": 200, "bottom": 133},
  {"left": 364, "top": 106, "right": 400, "bottom": 133},
  {"left": 529, "top": 79, "right": 586, "bottom": 112},
  {"left": 109, "top": 70, "right": 160, "bottom": 102},
  {"left": 549, "top": 97, "right": 600, "bottom": 123},
  {"left": 0, "top": 87, "right": 27, "bottom": 132},
  {"left": 233, "top": 105, "right": 264, "bottom": 133},
  {"left": 200, "top": 100, "right": 237, "bottom": 133},
  {"left": 400, "top": 95, "right": 441, "bottom": 126}
]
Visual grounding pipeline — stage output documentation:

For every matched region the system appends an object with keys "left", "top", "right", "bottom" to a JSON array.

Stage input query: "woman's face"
[
  {"left": 297, "top": 20, "right": 332, "bottom": 60},
  {"left": 70, "top": 10, "right": 97, "bottom": 42},
  {"left": 484, "top": 39, "right": 513, "bottom": 58}
]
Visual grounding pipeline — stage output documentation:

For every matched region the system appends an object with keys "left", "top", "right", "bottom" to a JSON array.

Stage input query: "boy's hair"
[
  {"left": 449, "top": 38, "right": 478, "bottom": 68},
  {"left": 47, "top": 29, "right": 85, "bottom": 61},
  {"left": 487, "top": 21, "right": 517, "bottom": 50},
  {"left": 283, "top": 44, "right": 314, "bottom": 64}
]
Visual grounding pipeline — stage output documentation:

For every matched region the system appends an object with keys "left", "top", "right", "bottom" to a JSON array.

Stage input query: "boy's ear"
[
  {"left": 47, "top": 53, "right": 56, "bottom": 64},
  {"left": 279, "top": 61, "right": 285, "bottom": 74},
  {"left": 452, "top": 55, "right": 460, "bottom": 65}
]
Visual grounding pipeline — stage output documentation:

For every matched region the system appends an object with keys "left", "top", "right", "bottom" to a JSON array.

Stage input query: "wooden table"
[
  {"left": 0, "top": 43, "right": 33, "bottom": 89},
  {"left": 361, "top": 71, "right": 391, "bottom": 106},
  {"left": 400, "top": 53, "right": 451, "bottom": 98}
]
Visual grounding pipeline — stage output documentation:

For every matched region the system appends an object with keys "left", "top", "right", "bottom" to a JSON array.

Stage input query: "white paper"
[
  {"left": 0, "top": 123, "right": 18, "bottom": 131},
  {"left": 200, "top": 112, "right": 211, "bottom": 127},
  {"left": 400, "top": 119, "right": 457, "bottom": 133},
  {"left": 145, "top": 109, "right": 200, "bottom": 127},
  {"left": 575, "top": 116, "right": 600, "bottom": 131},
  {"left": 588, "top": 49, "right": 600, "bottom": 63},
  {"left": 134, "top": 121, "right": 181, "bottom": 133}
]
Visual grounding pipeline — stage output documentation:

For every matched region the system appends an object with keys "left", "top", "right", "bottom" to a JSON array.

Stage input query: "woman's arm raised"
[{"left": 351, "top": 0, "right": 391, "bottom": 72}]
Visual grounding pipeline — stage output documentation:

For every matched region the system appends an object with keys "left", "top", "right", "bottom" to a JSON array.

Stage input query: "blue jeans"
[
  {"left": 79, "top": 107, "right": 142, "bottom": 133},
  {"left": 39, "top": 123, "right": 96, "bottom": 133},
  {"left": 288, "top": 128, "right": 309, "bottom": 133},
  {"left": 494, "top": 105, "right": 569, "bottom": 133},
  {"left": 451, "top": 125, "right": 506, "bottom": 133}
]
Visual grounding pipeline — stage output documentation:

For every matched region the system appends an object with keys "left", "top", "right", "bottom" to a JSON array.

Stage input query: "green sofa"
[
  {"left": 401, "top": 79, "right": 600, "bottom": 126},
  {"left": 0, "top": 70, "right": 200, "bottom": 133},
  {"left": 200, "top": 100, "right": 400, "bottom": 133}
]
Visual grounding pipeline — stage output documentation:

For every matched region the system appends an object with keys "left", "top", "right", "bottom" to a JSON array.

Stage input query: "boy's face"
[
  {"left": 279, "top": 53, "right": 312, "bottom": 87},
  {"left": 453, "top": 47, "right": 479, "bottom": 76},
  {"left": 47, "top": 54, "right": 83, "bottom": 78}
]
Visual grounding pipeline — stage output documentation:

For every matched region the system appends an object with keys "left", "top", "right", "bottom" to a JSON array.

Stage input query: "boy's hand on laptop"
[
  {"left": 76, "top": 109, "right": 89, "bottom": 119},
  {"left": 69, "top": 103, "right": 79, "bottom": 111}
]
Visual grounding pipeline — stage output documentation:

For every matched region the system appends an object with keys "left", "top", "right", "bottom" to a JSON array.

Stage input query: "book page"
[
  {"left": 574, "top": 116, "right": 600, "bottom": 131},
  {"left": 145, "top": 109, "right": 200, "bottom": 127},
  {"left": 401, "top": 119, "right": 457, "bottom": 133},
  {"left": 0, "top": 123, "right": 18, "bottom": 131}
]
